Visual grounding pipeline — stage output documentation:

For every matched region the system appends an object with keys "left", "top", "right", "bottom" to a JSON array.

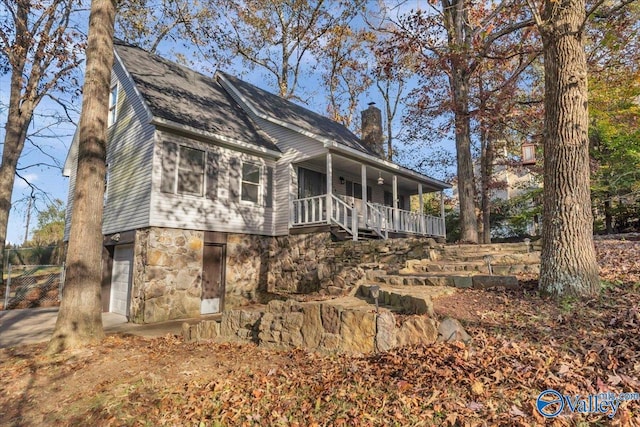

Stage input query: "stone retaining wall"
[{"left": 182, "top": 298, "right": 458, "bottom": 354}]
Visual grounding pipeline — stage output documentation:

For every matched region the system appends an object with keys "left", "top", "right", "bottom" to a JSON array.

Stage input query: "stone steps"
[
  {"left": 400, "top": 262, "right": 540, "bottom": 276},
  {"left": 370, "top": 271, "right": 520, "bottom": 289},
  {"left": 440, "top": 242, "right": 540, "bottom": 255},
  {"left": 358, "top": 284, "right": 456, "bottom": 316}
]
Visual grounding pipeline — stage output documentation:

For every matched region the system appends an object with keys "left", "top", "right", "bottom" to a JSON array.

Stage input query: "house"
[{"left": 63, "top": 41, "right": 450, "bottom": 323}]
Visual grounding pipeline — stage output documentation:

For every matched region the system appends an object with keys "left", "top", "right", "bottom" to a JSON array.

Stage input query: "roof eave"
[
  {"left": 151, "top": 117, "right": 282, "bottom": 159},
  {"left": 113, "top": 47, "right": 154, "bottom": 124},
  {"left": 324, "top": 141, "right": 451, "bottom": 190}
]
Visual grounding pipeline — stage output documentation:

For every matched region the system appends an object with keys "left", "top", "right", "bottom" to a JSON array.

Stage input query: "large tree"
[
  {"left": 212, "top": 0, "right": 365, "bottom": 101},
  {"left": 48, "top": 0, "right": 117, "bottom": 353},
  {"left": 319, "top": 24, "right": 373, "bottom": 129},
  {"left": 0, "top": 0, "right": 83, "bottom": 283},
  {"left": 393, "top": 3, "right": 535, "bottom": 242},
  {"left": 115, "top": 0, "right": 222, "bottom": 69},
  {"left": 527, "top": 0, "right": 602, "bottom": 296}
]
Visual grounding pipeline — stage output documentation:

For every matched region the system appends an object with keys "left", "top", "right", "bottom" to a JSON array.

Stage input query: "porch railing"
[
  {"left": 291, "top": 195, "right": 327, "bottom": 225},
  {"left": 290, "top": 196, "right": 445, "bottom": 238}
]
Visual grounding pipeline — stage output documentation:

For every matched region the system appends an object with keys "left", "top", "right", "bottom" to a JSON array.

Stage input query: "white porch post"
[
  {"left": 361, "top": 164, "right": 367, "bottom": 227},
  {"left": 393, "top": 175, "right": 398, "bottom": 231},
  {"left": 440, "top": 190, "right": 446, "bottom": 238},
  {"left": 418, "top": 184, "right": 424, "bottom": 234},
  {"left": 326, "top": 152, "right": 333, "bottom": 224}
]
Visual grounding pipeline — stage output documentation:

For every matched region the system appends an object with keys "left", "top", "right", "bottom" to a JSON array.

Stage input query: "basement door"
[
  {"left": 201, "top": 244, "right": 225, "bottom": 314},
  {"left": 110, "top": 245, "right": 133, "bottom": 316}
]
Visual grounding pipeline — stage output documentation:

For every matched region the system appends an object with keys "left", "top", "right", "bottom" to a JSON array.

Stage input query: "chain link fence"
[{"left": 2, "top": 264, "right": 65, "bottom": 310}]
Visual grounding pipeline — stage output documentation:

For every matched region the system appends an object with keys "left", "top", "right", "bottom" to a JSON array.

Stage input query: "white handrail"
[
  {"left": 370, "top": 202, "right": 445, "bottom": 237},
  {"left": 330, "top": 194, "right": 357, "bottom": 240},
  {"left": 290, "top": 197, "right": 445, "bottom": 238},
  {"left": 366, "top": 202, "right": 388, "bottom": 239}
]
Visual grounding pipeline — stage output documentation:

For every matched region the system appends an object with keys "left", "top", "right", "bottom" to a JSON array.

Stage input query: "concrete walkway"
[{"left": 0, "top": 307, "right": 206, "bottom": 349}]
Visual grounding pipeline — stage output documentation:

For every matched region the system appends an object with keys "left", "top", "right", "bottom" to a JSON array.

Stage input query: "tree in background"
[
  {"left": 29, "top": 199, "right": 65, "bottom": 246},
  {"left": 210, "top": 0, "right": 366, "bottom": 101},
  {"left": 115, "top": 0, "right": 222, "bottom": 69},
  {"left": 588, "top": 4, "right": 640, "bottom": 234},
  {"left": 48, "top": 0, "right": 117, "bottom": 353},
  {"left": 319, "top": 24, "right": 373, "bottom": 128},
  {"left": 391, "top": 2, "right": 536, "bottom": 243},
  {"left": 0, "top": 0, "right": 84, "bottom": 284}
]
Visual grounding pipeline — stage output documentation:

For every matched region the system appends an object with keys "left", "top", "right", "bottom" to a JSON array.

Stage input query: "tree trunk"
[
  {"left": 0, "top": 61, "right": 32, "bottom": 286},
  {"left": 452, "top": 70, "right": 479, "bottom": 243},
  {"left": 604, "top": 198, "right": 613, "bottom": 234},
  {"left": 478, "top": 74, "right": 492, "bottom": 245},
  {"left": 479, "top": 137, "right": 494, "bottom": 245},
  {"left": 442, "top": 0, "right": 478, "bottom": 243},
  {"left": 538, "top": 0, "right": 599, "bottom": 297},
  {"left": 47, "top": 0, "right": 116, "bottom": 353}
]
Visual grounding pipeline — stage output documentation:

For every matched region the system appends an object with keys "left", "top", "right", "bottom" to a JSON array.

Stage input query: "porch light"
[
  {"left": 339, "top": 176, "right": 345, "bottom": 185},
  {"left": 377, "top": 172, "right": 384, "bottom": 185}
]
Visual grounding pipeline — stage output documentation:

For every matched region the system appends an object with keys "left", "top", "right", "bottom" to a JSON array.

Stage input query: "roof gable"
[
  {"left": 217, "top": 71, "right": 377, "bottom": 156},
  {"left": 113, "top": 41, "right": 280, "bottom": 153}
]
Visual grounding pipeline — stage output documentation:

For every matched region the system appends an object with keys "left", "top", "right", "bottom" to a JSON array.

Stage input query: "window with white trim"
[
  {"left": 108, "top": 84, "right": 118, "bottom": 126},
  {"left": 161, "top": 141, "right": 218, "bottom": 199},
  {"left": 177, "top": 146, "right": 205, "bottom": 196},
  {"left": 241, "top": 162, "right": 261, "bottom": 203}
]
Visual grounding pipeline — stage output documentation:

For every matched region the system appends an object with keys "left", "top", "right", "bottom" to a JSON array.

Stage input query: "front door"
[
  {"left": 110, "top": 245, "right": 133, "bottom": 316},
  {"left": 201, "top": 244, "right": 225, "bottom": 314}
]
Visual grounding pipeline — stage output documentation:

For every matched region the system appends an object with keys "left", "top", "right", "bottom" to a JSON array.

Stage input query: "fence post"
[
  {"left": 4, "top": 263, "right": 11, "bottom": 310},
  {"left": 58, "top": 262, "right": 66, "bottom": 300}
]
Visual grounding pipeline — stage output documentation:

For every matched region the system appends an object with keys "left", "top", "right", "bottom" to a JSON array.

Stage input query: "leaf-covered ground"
[{"left": 1, "top": 240, "right": 639, "bottom": 426}]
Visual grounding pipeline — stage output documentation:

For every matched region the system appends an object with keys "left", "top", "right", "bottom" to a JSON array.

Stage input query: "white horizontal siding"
[
  {"left": 63, "top": 132, "right": 79, "bottom": 241},
  {"left": 103, "top": 62, "right": 154, "bottom": 235},
  {"left": 64, "top": 65, "right": 154, "bottom": 239},
  {"left": 150, "top": 131, "right": 277, "bottom": 236}
]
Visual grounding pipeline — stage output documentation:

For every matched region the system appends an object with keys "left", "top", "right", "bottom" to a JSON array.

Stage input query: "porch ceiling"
[{"left": 300, "top": 155, "right": 446, "bottom": 194}]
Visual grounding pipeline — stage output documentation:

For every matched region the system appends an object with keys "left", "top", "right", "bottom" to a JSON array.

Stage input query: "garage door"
[{"left": 110, "top": 245, "right": 133, "bottom": 316}]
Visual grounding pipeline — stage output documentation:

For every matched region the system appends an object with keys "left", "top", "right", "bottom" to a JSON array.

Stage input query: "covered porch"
[{"left": 289, "top": 149, "right": 450, "bottom": 240}]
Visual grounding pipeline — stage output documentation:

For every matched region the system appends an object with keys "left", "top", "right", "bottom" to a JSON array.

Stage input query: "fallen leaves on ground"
[{"left": 0, "top": 240, "right": 639, "bottom": 426}]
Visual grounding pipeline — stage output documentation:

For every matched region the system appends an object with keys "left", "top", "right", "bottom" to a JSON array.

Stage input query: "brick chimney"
[{"left": 361, "top": 102, "right": 385, "bottom": 159}]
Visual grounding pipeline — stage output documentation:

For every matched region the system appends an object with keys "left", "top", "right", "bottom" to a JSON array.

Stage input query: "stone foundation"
[
  {"left": 125, "top": 226, "right": 442, "bottom": 323},
  {"left": 130, "top": 228, "right": 203, "bottom": 323}
]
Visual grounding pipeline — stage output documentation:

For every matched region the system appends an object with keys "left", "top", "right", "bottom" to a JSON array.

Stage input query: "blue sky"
[{"left": 0, "top": 77, "right": 78, "bottom": 245}]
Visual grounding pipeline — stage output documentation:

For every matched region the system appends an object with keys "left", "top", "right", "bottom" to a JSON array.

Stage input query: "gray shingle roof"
[
  {"left": 114, "top": 41, "right": 280, "bottom": 153},
  {"left": 217, "top": 72, "right": 378, "bottom": 156}
]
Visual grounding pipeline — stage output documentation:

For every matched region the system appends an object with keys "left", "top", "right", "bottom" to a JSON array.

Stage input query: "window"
[
  {"left": 241, "top": 162, "right": 261, "bottom": 203},
  {"left": 161, "top": 141, "right": 218, "bottom": 198},
  {"left": 298, "top": 168, "right": 326, "bottom": 198},
  {"left": 177, "top": 146, "right": 205, "bottom": 196},
  {"left": 108, "top": 84, "right": 118, "bottom": 126},
  {"left": 346, "top": 180, "right": 372, "bottom": 201},
  {"left": 384, "top": 191, "right": 405, "bottom": 209}
]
